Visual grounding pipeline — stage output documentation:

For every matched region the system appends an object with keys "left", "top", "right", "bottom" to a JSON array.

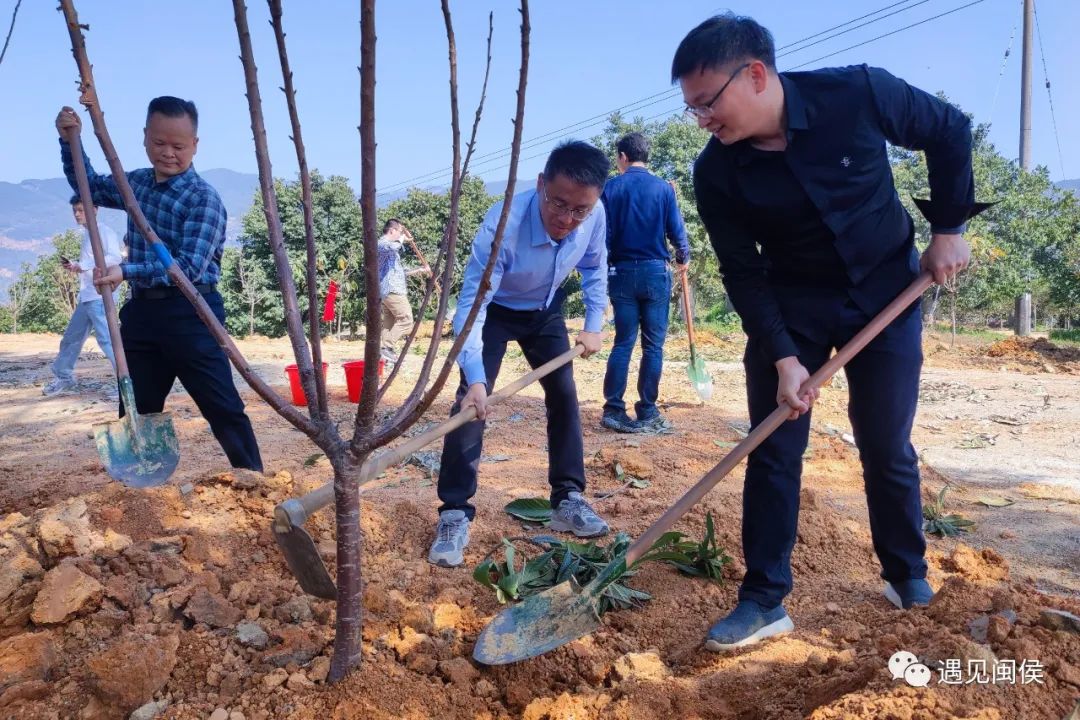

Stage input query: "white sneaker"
[{"left": 42, "top": 378, "right": 76, "bottom": 396}]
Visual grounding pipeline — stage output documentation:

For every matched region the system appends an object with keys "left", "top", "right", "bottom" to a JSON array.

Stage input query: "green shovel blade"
[
  {"left": 93, "top": 377, "right": 180, "bottom": 488},
  {"left": 687, "top": 347, "right": 713, "bottom": 401}
]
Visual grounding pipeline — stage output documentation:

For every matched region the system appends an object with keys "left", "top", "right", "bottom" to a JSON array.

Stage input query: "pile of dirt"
[
  {"left": 984, "top": 336, "right": 1080, "bottom": 373},
  {"left": 2, "top": 333, "right": 1079, "bottom": 718},
  {"left": 0, "top": 463, "right": 1077, "bottom": 720}
]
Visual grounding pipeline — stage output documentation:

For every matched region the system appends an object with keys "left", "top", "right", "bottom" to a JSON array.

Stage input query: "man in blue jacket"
[
  {"left": 672, "top": 13, "right": 976, "bottom": 650},
  {"left": 600, "top": 132, "right": 690, "bottom": 433}
]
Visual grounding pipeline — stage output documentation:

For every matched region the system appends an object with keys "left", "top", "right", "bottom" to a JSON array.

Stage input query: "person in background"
[
  {"left": 378, "top": 218, "right": 430, "bottom": 367},
  {"left": 600, "top": 132, "right": 690, "bottom": 433},
  {"left": 42, "top": 195, "right": 124, "bottom": 397}
]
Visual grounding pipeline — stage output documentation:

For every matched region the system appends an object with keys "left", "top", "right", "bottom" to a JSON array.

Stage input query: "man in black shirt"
[{"left": 672, "top": 13, "right": 976, "bottom": 651}]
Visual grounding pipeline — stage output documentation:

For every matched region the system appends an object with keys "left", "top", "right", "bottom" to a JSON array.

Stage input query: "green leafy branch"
[{"left": 474, "top": 507, "right": 731, "bottom": 615}]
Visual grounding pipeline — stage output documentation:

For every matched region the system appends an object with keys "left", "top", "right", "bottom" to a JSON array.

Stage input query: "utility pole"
[
  {"left": 1019, "top": 0, "right": 1033, "bottom": 170},
  {"left": 1015, "top": 0, "right": 1034, "bottom": 336}
]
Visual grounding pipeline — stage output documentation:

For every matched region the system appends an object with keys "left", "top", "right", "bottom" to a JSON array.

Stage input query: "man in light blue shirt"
[{"left": 429, "top": 141, "right": 612, "bottom": 568}]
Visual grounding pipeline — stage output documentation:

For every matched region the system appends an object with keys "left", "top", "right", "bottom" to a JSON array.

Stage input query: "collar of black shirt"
[{"left": 734, "top": 74, "right": 809, "bottom": 167}]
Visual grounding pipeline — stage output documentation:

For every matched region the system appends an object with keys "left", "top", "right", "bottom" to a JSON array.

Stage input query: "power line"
[
  {"left": 1033, "top": 0, "right": 1066, "bottom": 177},
  {"left": 987, "top": 20, "right": 1017, "bottom": 127},
  {"left": 787, "top": 0, "right": 988, "bottom": 70},
  {"left": 380, "top": 0, "right": 987, "bottom": 197},
  {"left": 376, "top": 0, "right": 935, "bottom": 197}
]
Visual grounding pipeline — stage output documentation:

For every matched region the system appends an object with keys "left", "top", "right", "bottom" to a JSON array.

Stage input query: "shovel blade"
[
  {"left": 687, "top": 352, "right": 713, "bottom": 401},
  {"left": 273, "top": 524, "right": 337, "bottom": 600},
  {"left": 473, "top": 578, "right": 602, "bottom": 665},
  {"left": 93, "top": 411, "right": 180, "bottom": 488}
]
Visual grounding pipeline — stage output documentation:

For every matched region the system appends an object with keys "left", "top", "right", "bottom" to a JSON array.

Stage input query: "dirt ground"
[{"left": 0, "top": 327, "right": 1078, "bottom": 720}]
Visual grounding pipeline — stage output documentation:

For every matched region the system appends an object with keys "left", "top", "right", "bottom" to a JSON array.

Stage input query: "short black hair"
[
  {"left": 616, "top": 133, "right": 650, "bottom": 164},
  {"left": 69, "top": 194, "right": 94, "bottom": 207},
  {"left": 671, "top": 13, "right": 776, "bottom": 82},
  {"left": 146, "top": 96, "right": 199, "bottom": 132},
  {"left": 543, "top": 141, "right": 610, "bottom": 190},
  {"left": 382, "top": 218, "right": 404, "bottom": 234}
]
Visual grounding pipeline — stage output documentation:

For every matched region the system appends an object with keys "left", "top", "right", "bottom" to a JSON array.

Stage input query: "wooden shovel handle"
[
  {"left": 66, "top": 130, "right": 129, "bottom": 380},
  {"left": 280, "top": 344, "right": 586, "bottom": 525},
  {"left": 624, "top": 273, "right": 934, "bottom": 565},
  {"left": 679, "top": 270, "right": 697, "bottom": 350}
]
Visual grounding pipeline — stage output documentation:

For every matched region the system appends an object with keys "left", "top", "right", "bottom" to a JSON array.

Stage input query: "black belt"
[{"left": 131, "top": 283, "right": 216, "bottom": 300}]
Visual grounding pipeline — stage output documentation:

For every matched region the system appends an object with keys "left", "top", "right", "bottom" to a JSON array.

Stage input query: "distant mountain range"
[
  {"left": 0, "top": 169, "right": 530, "bottom": 295},
  {"left": 0, "top": 169, "right": 262, "bottom": 293},
  {"left": 4, "top": 170, "right": 1072, "bottom": 296}
]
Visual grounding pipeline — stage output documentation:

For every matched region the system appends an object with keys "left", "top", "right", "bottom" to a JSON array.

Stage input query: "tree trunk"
[
  {"left": 950, "top": 291, "right": 957, "bottom": 348},
  {"left": 249, "top": 298, "right": 255, "bottom": 337},
  {"left": 328, "top": 453, "right": 364, "bottom": 681}
]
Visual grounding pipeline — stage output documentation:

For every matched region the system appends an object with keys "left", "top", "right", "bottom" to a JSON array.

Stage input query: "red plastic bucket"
[
  {"left": 343, "top": 359, "right": 385, "bottom": 403},
  {"left": 285, "top": 363, "right": 328, "bottom": 406}
]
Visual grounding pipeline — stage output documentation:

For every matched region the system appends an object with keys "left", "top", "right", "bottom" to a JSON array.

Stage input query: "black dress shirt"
[{"left": 693, "top": 64, "right": 974, "bottom": 362}]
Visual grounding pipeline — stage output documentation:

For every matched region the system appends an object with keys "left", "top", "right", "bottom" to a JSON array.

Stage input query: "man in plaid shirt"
[{"left": 56, "top": 96, "right": 262, "bottom": 472}]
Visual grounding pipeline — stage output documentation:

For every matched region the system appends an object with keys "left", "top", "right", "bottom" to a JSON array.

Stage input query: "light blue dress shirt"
[{"left": 454, "top": 188, "right": 608, "bottom": 386}]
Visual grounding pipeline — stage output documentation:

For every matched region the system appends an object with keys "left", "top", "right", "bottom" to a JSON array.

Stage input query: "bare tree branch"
[
  {"left": 57, "top": 0, "right": 319, "bottom": 438},
  {"left": 267, "top": 0, "right": 329, "bottom": 420},
  {"left": 0, "top": 0, "right": 20, "bottom": 68},
  {"left": 348, "top": 0, "right": 382, "bottom": 452},
  {"left": 232, "top": 0, "right": 326, "bottom": 426},
  {"left": 461, "top": 12, "right": 494, "bottom": 176},
  {"left": 367, "top": 0, "right": 530, "bottom": 450},
  {"left": 377, "top": 9, "right": 495, "bottom": 405}
]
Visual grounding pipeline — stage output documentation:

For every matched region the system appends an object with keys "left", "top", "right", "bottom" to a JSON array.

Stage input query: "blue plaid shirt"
[{"left": 61, "top": 138, "right": 227, "bottom": 289}]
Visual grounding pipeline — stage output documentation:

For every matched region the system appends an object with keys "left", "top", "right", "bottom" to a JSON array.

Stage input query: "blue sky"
[{"left": 1, "top": 0, "right": 1076, "bottom": 193}]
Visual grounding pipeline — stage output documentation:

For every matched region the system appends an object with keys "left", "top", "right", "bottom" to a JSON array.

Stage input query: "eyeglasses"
[
  {"left": 683, "top": 63, "right": 750, "bottom": 120},
  {"left": 542, "top": 184, "right": 594, "bottom": 221}
]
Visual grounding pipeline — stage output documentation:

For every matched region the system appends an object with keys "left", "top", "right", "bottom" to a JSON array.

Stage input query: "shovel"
[
  {"left": 474, "top": 273, "right": 934, "bottom": 665},
  {"left": 67, "top": 130, "right": 180, "bottom": 488},
  {"left": 274, "top": 344, "right": 586, "bottom": 599},
  {"left": 679, "top": 270, "right": 713, "bottom": 401}
]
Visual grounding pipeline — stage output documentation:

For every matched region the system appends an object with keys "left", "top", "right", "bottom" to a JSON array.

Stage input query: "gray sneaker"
[
  {"left": 42, "top": 378, "right": 76, "bottom": 396},
  {"left": 637, "top": 414, "right": 673, "bottom": 432},
  {"left": 549, "top": 492, "right": 609, "bottom": 538},
  {"left": 428, "top": 509, "right": 470, "bottom": 567}
]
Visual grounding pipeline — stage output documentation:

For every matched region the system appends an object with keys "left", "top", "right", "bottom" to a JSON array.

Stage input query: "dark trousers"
[
  {"left": 738, "top": 287, "right": 925, "bottom": 609},
  {"left": 437, "top": 301, "right": 585, "bottom": 520},
  {"left": 602, "top": 260, "right": 672, "bottom": 421},
  {"left": 118, "top": 291, "right": 263, "bottom": 472}
]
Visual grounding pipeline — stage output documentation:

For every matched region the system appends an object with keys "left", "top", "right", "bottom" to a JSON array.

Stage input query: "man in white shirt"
[{"left": 42, "top": 196, "right": 124, "bottom": 396}]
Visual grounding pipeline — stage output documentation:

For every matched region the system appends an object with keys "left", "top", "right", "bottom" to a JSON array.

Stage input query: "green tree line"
[{"left": 6, "top": 110, "right": 1079, "bottom": 336}]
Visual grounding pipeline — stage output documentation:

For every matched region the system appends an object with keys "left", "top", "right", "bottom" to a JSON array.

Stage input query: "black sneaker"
[{"left": 601, "top": 412, "right": 643, "bottom": 434}]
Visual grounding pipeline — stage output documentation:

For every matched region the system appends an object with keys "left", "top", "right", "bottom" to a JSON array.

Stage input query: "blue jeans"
[
  {"left": 602, "top": 260, "right": 671, "bottom": 420},
  {"left": 52, "top": 299, "right": 117, "bottom": 382}
]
